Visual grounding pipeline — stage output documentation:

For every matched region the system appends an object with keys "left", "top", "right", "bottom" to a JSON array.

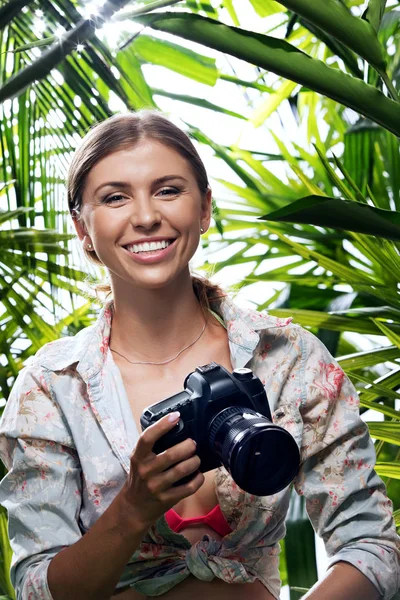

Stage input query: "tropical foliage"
[{"left": 0, "top": 0, "right": 399, "bottom": 598}]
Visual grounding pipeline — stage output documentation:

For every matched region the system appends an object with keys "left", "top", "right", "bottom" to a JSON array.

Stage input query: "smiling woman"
[
  {"left": 0, "top": 111, "right": 398, "bottom": 600},
  {"left": 68, "top": 111, "right": 220, "bottom": 313},
  {"left": 72, "top": 139, "right": 210, "bottom": 294}
]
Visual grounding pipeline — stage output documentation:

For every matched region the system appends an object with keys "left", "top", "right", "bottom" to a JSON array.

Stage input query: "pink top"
[{"left": 165, "top": 504, "right": 232, "bottom": 537}]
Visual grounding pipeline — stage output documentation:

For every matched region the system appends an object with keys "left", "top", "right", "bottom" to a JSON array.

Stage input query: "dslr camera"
[{"left": 140, "top": 363, "right": 300, "bottom": 496}]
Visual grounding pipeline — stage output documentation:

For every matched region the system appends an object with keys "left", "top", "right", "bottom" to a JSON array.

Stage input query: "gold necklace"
[{"left": 110, "top": 320, "right": 207, "bottom": 366}]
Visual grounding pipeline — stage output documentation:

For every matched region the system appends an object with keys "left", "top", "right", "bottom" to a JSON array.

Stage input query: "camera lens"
[{"left": 208, "top": 406, "right": 300, "bottom": 496}]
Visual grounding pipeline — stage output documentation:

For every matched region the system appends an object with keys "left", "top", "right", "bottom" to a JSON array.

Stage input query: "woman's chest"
[
  {"left": 123, "top": 376, "right": 184, "bottom": 434},
  {"left": 117, "top": 337, "right": 234, "bottom": 443}
]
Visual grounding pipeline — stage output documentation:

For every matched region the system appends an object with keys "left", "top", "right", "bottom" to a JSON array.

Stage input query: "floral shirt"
[{"left": 0, "top": 298, "right": 399, "bottom": 600}]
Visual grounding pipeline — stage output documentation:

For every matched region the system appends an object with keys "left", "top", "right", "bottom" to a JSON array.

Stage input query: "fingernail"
[{"left": 168, "top": 411, "right": 180, "bottom": 423}]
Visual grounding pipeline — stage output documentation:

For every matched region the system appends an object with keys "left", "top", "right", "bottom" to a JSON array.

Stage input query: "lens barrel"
[{"left": 209, "top": 406, "right": 300, "bottom": 496}]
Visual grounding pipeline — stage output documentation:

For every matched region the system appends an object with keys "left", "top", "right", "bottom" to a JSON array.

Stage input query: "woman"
[{"left": 0, "top": 111, "right": 398, "bottom": 600}]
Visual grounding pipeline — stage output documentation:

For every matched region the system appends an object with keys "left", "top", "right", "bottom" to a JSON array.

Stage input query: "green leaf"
[
  {"left": 0, "top": 0, "right": 31, "bottom": 31},
  {"left": 0, "top": 0, "right": 177, "bottom": 104},
  {"left": 220, "top": 73, "right": 275, "bottom": 93},
  {"left": 260, "top": 196, "right": 400, "bottom": 241},
  {"left": 278, "top": 0, "right": 387, "bottom": 71},
  {"left": 378, "top": 9, "right": 400, "bottom": 46},
  {"left": 229, "top": 148, "right": 299, "bottom": 201},
  {"left": 222, "top": 0, "right": 240, "bottom": 26},
  {"left": 152, "top": 88, "right": 245, "bottom": 119},
  {"left": 134, "top": 12, "right": 400, "bottom": 136},
  {"left": 372, "top": 319, "right": 400, "bottom": 349},
  {"left": 297, "top": 17, "right": 363, "bottom": 80},
  {"left": 248, "top": 0, "right": 286, "bottom": 18},
  {"left": 250, "top": 79, "right": 298, "bottom": 126},
  {"left": 4, "top": 36, "right": 56, "bottom": 53},
  {"left": 262, "top": 225, "right": 384, "bottom": 288},
  {"left": 360, "top": 399, "right": 400, "bottom": 419},
  {"left": 131, "top": 35, "right": 219, "bottom": 86},
  {"left": 363, "top": 0, "right": 387, "bottom": 34},
  {"left": 116, "top": 47, "right": 155, "bottom": 108},
  {"left": 350, "top": 373, "right": 400, "bottom": 403},
  {"left": 285, "top": 489, "right": 318, "bottom": 599},
  {"left": 0, "top": 207, "right": 31, "bottom": 225},
  {"left": 267, "top": 308, "right": 383, "bottom": 334},
  {"left": 312, "top": 146, "right": 362, "bottom": 202},
  {"left": 356, "top": 369, "right": 400, "bottom": 403},
  {"left": 332, "top": 154, "right": 368, "bottom": 204},
  {"left": 367, "top": 421, "right": 400, "bottom": 445},
  {"left": 0, "top": 508, "right": 14, "bottom": 598},
  {"left": 338, "top": 346, "right": 400, "bottom": 370},
  {"left": 375, "top": 462, "right": 400, "bottom": 479},
  {"left": 393, "top": 508, "right": 400, "bottom": 527}
]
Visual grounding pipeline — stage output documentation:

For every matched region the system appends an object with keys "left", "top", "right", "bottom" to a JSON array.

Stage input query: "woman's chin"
[{"left": 114, "top": 273, "right": 191, "bottom": 294}]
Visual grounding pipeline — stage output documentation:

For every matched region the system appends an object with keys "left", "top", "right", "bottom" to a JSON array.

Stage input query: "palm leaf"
[
  {"left": 260, "top": 196, "right": 400, "bottom": 240},
  {"left": 340, "top": 347, "right": 400, "bottom": 372},
  {"left": 134, "top": 12, "right": 400, "bottom": 135}
]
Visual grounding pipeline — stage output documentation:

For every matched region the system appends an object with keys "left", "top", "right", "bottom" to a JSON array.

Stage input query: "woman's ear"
[
  {"left": 201, "top": 187, "right": 213, "bottom": 233},
  {"left": 71, "top": 211, "right": 88, "bottom": 243}
]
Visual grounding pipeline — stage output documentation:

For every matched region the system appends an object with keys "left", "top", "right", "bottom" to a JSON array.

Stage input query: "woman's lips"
[{"left": 122, "top": 239, "right": 177, "bottom": 264}]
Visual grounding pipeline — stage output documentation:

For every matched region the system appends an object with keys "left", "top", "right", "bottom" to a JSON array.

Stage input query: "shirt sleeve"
[
  {"left": 0, "top": 364, "right": 82, "bottom": 600},
  {"left": 293, "top": 329, "right": 400, "bottom": 599}
]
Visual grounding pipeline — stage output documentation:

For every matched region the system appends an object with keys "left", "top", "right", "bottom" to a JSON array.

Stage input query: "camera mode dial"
[{"left": 232, "top": 368, "right": 253, "bottom": 381}]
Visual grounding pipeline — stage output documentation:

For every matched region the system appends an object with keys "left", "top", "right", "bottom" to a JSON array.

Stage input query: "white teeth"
[{"left": 127, "top": 240, "right": 171, "bottom": 254}]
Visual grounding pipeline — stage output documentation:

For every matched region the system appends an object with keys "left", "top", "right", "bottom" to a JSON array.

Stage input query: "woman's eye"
[
  {"left": 157, "top": 187, "right": 181, "bottom": 197},
  {"left": 102, "top": 194, "right": 126, "bottom": 204}
]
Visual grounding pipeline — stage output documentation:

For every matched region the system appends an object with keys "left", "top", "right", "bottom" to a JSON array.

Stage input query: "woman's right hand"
[{"left": 120, "top": 412, "right": 205, "bottom": 532}]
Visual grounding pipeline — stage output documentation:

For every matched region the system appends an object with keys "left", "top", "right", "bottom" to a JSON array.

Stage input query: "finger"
[
  {"left": 133, "top": 412, "right": 181, "bottom": 461},
  {"left": 149, "top": 454, "right": 201, "bottom": 494},
  {"left": 137, "top": 438, "right": 197, "bottom": 482},
  {"left": 155, "top": 438, "right": 197, "bottom": 473},
  {"left": 162, "top": 471, "right": 205, "bottom": 505}
]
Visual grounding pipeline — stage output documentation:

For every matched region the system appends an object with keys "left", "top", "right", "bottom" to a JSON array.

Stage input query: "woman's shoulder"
[
  {"left": 224, "top": 297, "right": 306, "bottom": 340},
  {"left": 224, "top": 296, "right": 285, "bottom": 324},
  {"left": 26, "top": 321, "right": 98, "bottom": 372},
  {"left": 226, "top": 299, "right": 335, "bottom": 368}
]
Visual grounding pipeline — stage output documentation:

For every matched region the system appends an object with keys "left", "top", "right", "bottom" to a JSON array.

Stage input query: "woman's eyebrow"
[
  {"left": 152, "top": 175, "right": 188, "bottom": 186},
  {"left": 93, "top": 175, "right": 188, "bottom": 197},
  {"left": 93, "top": 181, "right": 131, "bottom": 196}
]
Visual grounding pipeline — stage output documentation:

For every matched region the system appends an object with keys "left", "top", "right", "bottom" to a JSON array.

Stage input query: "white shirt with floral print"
[{"left": 0, "top": 298, "right": 399, "bottom": 599}]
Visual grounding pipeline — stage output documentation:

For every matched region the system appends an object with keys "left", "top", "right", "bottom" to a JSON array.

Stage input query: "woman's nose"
[{"left": 131, "top": 196, "right": 161, "bottom": 230}]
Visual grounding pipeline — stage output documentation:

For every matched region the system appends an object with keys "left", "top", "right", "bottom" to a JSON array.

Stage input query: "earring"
[
  {"left": 200, "top": 227, "right": 204, "bottom": 234},
  {"left": 87, "top": 244, "right": 93, "bottom": 250}
]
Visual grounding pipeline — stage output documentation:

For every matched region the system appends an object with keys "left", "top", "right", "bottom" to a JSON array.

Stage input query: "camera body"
[
  {"left": 141, "top": 362, "right": 271, "bottom": 473},
  {"left": 140, "top": 362, "right": 300, "bottom": 496}
]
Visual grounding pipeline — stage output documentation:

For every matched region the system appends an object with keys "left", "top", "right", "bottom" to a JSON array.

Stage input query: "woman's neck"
[{"left": 108, "top": 277, "right": 207, "bottom": 364}]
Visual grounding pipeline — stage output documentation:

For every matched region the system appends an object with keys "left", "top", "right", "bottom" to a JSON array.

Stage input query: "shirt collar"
[{"left": 38, "top": 297, "right": 292, "bottom": 377}]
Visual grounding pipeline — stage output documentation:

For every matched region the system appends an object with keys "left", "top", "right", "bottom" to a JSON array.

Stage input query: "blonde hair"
[{"left": 67, "top": 110, "right": 225, "bottom": 316}]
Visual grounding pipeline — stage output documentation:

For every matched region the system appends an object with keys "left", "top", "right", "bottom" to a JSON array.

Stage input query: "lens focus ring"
[{"left": 208, "top": 406, "right": 246, "bottom": 447}]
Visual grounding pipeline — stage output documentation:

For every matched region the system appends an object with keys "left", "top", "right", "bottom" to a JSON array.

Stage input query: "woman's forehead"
[{"left": 90, "top": 140, "right": 192, "bottom": 178}]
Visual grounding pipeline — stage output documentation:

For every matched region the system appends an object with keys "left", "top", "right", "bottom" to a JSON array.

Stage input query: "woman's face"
[{"left": 74, "top": 139, "right": 211, "bottom": 292}]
